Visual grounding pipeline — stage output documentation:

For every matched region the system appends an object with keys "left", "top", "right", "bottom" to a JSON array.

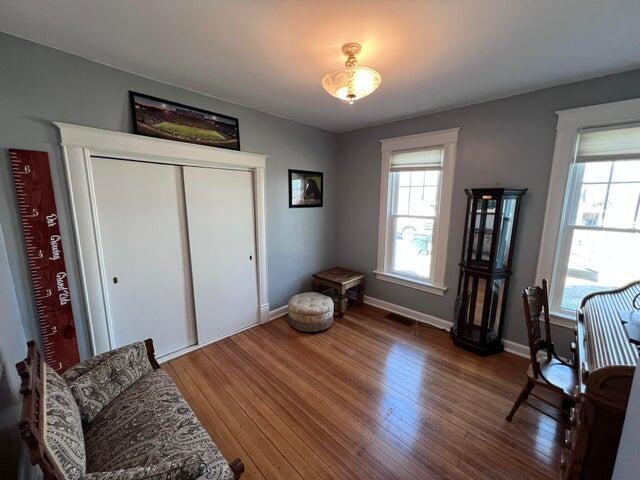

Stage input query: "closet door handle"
[
  {"left": 113, "top": 276, "right": 118, "bottom": 284},
  {"left": 249, "top": 255, "right": 253, "bottom": 261}
]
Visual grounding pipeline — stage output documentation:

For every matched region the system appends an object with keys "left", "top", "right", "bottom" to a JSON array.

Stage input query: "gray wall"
[
  {"left": 0, "top": 221, "right": 30, "bottom": 479},
  {"left": 0, "top": 32, "right": 339, "bottom": 360},
  {"left": 336, "top": 68, "right": 640, "bottom": 347}
]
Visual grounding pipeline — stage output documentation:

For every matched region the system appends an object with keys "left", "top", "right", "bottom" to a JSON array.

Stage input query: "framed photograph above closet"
[
  {"left": 129, "top": 91, "right": 240, "bottom": 150},
  {"left": 289, "top": 169, "right": 323, "bottom": 208}
]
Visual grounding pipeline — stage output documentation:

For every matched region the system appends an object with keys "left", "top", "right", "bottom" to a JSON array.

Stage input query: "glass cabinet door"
[
  {"left": 469, "top": 197, "right": 496, "bottom": 265},
  {"left": 461, "top": 196, "right": 473, "bottom": 262},
  {"left": 470, "top": 276, "right": 487, "bottom": 328},
  {"left": 494, "top": 198, "right": 516, "bottom": 271},
  {"left": 460, "top": 275, "right": 505, "bottom": 340},
  {"left": 487, "top": 278, "right": 506, "bottom": 337}
]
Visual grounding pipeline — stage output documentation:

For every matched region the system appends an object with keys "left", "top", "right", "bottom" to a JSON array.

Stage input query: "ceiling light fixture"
[{"left": 322, "top": 43, "right": 381, "bottom": 105}]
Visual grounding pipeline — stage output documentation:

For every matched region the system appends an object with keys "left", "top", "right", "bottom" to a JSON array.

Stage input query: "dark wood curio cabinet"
[{"left": 450, "top": 188, "right": 527, "bottom": 355}]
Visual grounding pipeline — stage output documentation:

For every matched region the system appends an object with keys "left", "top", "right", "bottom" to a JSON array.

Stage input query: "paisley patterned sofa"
[{"left": 16, "top": 339, "right": 244, "bottom": 480}]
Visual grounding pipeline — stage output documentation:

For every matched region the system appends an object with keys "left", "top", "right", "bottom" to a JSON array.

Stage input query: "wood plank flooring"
[{"left": 163, "top": 303, "right": 562, "bottom": 480}]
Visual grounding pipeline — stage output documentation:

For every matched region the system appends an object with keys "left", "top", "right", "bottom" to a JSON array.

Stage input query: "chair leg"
[{"left": 506, "top": 378, "right": 534, "bottom": 422}]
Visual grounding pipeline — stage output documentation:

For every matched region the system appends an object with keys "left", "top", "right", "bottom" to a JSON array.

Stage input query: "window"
[
  {"left": 388, "top": 149, "right": 442, "bottom": 279},
  {"left": 537, "top": 98, "right": 640, "bottom": 322},
  {"left": 376, "top": 128, "right": 459, "bottom": 295},
  {"left": 551, "top": 124, "right": 640, "bottom": 312}
]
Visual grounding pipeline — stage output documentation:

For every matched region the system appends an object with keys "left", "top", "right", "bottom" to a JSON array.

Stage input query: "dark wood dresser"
[{"left": 561, "top": 281, "right": 640, "bottom": 479}]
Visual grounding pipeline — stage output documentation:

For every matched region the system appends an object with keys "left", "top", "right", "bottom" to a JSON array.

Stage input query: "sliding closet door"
[
  {"left": 183, "top": 167, "right": 259, "bottom": 343},
  {"left": 91, "top": 157, "right": 197, "bottom": 357}
]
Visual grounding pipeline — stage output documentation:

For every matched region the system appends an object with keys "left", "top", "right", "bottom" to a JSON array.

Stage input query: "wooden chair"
[{"left": 506, "top": 279, "right": 577, "bottom": 424}]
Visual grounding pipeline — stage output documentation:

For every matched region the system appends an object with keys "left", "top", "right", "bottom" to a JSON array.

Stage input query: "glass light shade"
[{"left": 322, "top": 66, "right": 381, "bottom": 104}]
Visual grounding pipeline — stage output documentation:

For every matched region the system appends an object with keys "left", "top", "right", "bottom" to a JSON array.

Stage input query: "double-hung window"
[
  {"left": 538, "top": 99, "right": 640, "bottom": 320},
  {"left": 388, "top": 149, "right": 442, "bottom": 280},
  {"left": 376, "top": 128, "right": 459, "bottom": 295},
  {"left": 551, "top": 124, "right": 640, "bottom": 312}
]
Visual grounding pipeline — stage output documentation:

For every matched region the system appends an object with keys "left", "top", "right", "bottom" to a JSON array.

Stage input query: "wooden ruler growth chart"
[{"left": 10, "top": 149, "right": 79, "bottom": 372}]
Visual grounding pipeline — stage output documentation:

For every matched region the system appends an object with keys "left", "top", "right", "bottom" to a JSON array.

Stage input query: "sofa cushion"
[
  {"left": 63, "top": 349, "right": 117, "bottom": 383},
  {"left": 83, "top": 457, "right": 205, "bottom": 480},
  {"left": 67, "top": 342, "right": 152, "bottom": 425},
  {"left": 43, "top": 363, "right": 86, "bottom": 480},
  {"left": 84, "top": 369, "right": 233, "bottom": 480}
]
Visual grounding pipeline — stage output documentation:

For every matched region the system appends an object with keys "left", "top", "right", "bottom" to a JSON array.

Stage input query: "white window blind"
[
  {"left": 576, "top": 123, "right": 640, "bottom": 162},
  {"left": 390, "top": 148, "right": 443, "bottom": 170}
]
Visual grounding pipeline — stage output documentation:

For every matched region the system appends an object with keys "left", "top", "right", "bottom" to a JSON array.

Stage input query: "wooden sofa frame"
[{"left": 16, "top": 338, "right": 245, "bottom": 480}]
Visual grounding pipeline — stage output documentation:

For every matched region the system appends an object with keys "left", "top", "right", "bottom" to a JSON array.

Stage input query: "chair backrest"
[{"left": 522, "top": 279, "right": 554, "bottom": 378}]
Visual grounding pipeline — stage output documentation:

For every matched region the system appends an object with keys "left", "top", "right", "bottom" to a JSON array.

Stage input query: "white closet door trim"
[
  {"left": 56, "top": 122, "right": 266, "bottom": 169},
  {"left": 57, "top": 122, "right": 270, "bottom": 356}
]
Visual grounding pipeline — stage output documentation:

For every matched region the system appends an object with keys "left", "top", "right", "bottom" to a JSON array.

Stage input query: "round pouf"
[{"left": 287, "top": 292, "right": 334, "bottom": 333}]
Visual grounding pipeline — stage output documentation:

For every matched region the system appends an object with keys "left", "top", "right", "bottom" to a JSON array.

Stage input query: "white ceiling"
[{"left": 2, "top": 0, "right": 640, "bottom": 132}]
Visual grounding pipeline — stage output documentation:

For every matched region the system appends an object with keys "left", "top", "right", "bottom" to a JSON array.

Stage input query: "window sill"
[
  {"left": 549, "top": 310, "right": 577, "bottom": 329},
  {"left": 373, "top": 270, "right": 447, "bottom": 296}
]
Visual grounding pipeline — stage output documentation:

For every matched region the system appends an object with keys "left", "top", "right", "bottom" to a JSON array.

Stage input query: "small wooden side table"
[{"left": 313, "top": 267, "right": 365, "bottom": 317}]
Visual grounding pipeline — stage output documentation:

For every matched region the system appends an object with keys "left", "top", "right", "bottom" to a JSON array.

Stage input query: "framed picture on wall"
[
  {"left": 129, "top": 91, "right": 240, "bottom": 150},
  {"left": 289, "top": 169, "right": 323, "bottom": 208}
]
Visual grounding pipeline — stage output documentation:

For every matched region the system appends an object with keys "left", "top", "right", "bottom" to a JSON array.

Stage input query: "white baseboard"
[
  {"left": 364, "top": 294, "right": 530, "bottom": 359},
  {"left": 502, "top": 339, "right": 530, "bottom": 359},
  {"left": 268, "top": 293, "right": 530, "bottom": 359},
  {"left": 268, "top": 304, "right": 288, "bottom": 321},
  {"left": 260, "top": 303, "right": 270, "bottom": 323},
  {"left": 362, "top": 295, "right": 453, "bottom": 331}
]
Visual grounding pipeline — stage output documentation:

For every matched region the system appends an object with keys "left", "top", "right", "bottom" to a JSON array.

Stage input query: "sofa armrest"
[
  {"left": 67, "top": 341, "right": 156, "bottom": 425},
  {"left": 83, "top": 458, "right": 204, "bottom": 480}
]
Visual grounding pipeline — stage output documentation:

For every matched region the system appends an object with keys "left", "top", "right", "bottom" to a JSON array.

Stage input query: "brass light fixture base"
[
  {"left": 341, "top": 42, "right": 362, "bottom": 57},
  {"left": 341, "top": 42, "right": 362, "bottom": 68}
]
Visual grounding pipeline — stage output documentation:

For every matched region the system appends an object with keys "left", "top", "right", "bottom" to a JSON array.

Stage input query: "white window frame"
[
  {"left": 375, "top": 128, "right": 460, "bottom": 295},
  {"left": 536, "top": 98, "right": 640, "bottom": 327}
]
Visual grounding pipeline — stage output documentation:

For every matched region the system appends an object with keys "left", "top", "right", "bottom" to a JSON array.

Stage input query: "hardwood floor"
[{"left": 163, "top": 303, "right": 562, "bottom": 480}]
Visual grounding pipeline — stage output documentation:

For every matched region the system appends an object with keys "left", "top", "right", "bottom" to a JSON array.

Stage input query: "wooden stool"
[{"left": 313, "top": 267, "right": 365, "bottom": 317}]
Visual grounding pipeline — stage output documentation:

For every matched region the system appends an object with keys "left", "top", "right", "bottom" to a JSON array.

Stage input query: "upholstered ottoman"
[{"left": 287, "top": 292, "right": 334, "bottom": 332}]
